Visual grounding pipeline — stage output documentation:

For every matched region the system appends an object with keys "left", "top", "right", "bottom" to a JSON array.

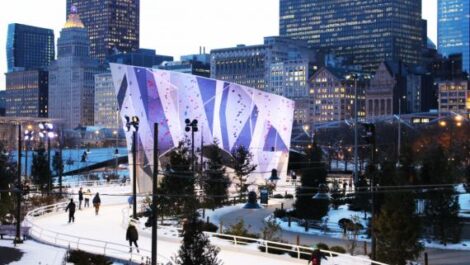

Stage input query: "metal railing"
[
  {"left": 204, "top": 232, "right": 389, "bottom": 265},
  {"left": 24, "top": 203, "right": 173, "bottom": 265}
]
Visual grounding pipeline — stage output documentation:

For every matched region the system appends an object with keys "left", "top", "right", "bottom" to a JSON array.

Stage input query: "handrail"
[
  {"left": 24, "top": 203, "right": 173, "bottom": 265},
  {"left": 204, "top": 232, "right": 389, "bottom": 265}
]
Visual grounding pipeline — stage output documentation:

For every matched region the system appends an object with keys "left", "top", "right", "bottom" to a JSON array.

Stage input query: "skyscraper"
[
  {"left": 438, "top": 0, "right": 470, "bottom": 73},
  {"left": 66, "top": 0, "right": 140, "bottom": 63},
  {"left": 5, "top": 70, "right": 48, "bottom": 117},
  {"left": 279, "top": 0, "right": 423, "bottom": 72},
  {"left": 49, "top": 7, "right": 102, "bottom": 129},
  {"left": 6, "top": 23, "right": 55, "bottom": 72}
]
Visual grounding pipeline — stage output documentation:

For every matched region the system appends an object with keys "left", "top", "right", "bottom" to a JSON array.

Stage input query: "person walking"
[
  {"left": 308, "top": 246, "right": 327, "bottom": 265},
  {"left": 84, "top": 189, "right": 91, "bottom": 208},
  {"left": 78, "top": 187, "right": 84, "bottom": 210},
  {"left": 126, "top": 219, "right": 139, "bottom": 253},
  {"left": 65, "top": 199, "right": 76, "bottom": 223},
  {"left": 93, "top": 192, "right": 101, "bottom": 215}
]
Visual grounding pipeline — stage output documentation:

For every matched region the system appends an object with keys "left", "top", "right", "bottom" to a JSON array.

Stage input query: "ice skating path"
[{"left": 28, "top": 202, "right": 306, "bottom": 265}]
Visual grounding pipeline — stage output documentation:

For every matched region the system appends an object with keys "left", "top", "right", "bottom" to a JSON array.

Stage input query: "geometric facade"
[{"left": 110, "top": 64, "right": 295, "bottom": 192}]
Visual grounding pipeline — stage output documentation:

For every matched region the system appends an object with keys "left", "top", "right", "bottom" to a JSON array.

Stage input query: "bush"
[
  {"left": 67, "top": 250, "right": 112, "bottom": 265},
  {"left": 316, "top": 242, "right": 329, "bottom": 250},
  {"left": 272, "top": 194, "right": 284, "bottom": 199},
  {"left": 202, "top": 222, "right": 218, "bottom": 232},
  {"left": 273, "top": 208, "right": 287, "bottom": 219},
  {"left": 285, "top": 194, "right": 294, "bottom": 199},
  {"left": 330, "top": 246, "right": 346, "bottom": 254}
]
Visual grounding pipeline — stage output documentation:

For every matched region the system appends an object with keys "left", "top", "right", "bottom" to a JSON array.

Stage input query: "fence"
[
  {"left": 204, "top": 232, "right": 389, "bottom": 265},
  {"left": 24, "top": 203, "right": 173, "bottom": 265}
]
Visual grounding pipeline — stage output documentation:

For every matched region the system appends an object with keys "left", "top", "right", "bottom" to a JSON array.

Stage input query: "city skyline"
[{"left": 0, "top": 0, "right": 438, "bottom": 89}]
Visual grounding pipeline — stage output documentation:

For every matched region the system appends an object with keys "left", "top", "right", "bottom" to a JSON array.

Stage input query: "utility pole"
[
  {"left": 397, "top": 99, "right": 401, "bottom": 161},
  {"left": 151, "top": 123, "right": 158, "bottom": 265},
  {"left": 15, "top": 123, "right": 23, "bottom": 244},
  {"left": 353, "top": 77, "right": 359, "bottom": 185},
  {"left": 132, "top": 130, "right": 137, "bottom": 219}
]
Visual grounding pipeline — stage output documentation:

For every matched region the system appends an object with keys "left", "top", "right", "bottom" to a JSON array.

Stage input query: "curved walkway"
[{"left": 26, "top": 202, "right": 307, "bottom": 265}]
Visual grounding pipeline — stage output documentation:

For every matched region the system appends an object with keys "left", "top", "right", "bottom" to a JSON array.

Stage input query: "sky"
[{"left": 0, "top": 0, "right": 438, "bottom": 90}]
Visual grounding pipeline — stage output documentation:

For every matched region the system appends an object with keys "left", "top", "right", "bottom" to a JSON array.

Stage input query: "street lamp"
[
  {"left": 24, "top": 127, "right": 34, "bottom": 180},
  {"left": 185, "top": 119, "right": 198, "bottom": 172},
  {"left": 125, "top": 115, "right": 140, "bottom": 219},
  {"left": 39, "top": 122, "right": 54, "bottom": 194}
]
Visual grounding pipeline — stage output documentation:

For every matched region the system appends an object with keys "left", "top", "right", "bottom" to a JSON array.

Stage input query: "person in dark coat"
[
  {"left": 92, "top": 192, "right": 101, "bottom": 215},
  {"left": 78, "top": 187, "right": 83, "bottom": 210},
  {"left": 65, "top": 199, "right": 76, "bottom": 223},
  {"left": 126, "top": 219, "right": 139, "bottom": 253},
  {"left": 308, "top": 247, "right": 327, "bottom": 265}
]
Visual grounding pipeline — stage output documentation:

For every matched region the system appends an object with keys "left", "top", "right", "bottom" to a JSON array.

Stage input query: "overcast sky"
[{"left": 0, "top": 0, "right": 438, "bottom": 90}]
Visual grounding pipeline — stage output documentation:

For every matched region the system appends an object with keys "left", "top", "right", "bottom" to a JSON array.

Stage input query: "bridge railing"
[
  {"left": 204, "top": 232, "right": 389, "bottom": 265},
  {"left": 24, "top": 203, "right": 173, "bottom": 265}
]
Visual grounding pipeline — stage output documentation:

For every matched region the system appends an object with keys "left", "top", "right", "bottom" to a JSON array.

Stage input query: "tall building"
[
  {"left": 5, "top": 70, "right": 48, "bottom": 117},
  {"left": 94, "top": 73, "right": 119, "bottom": 129},
  {"left": 438, "top": 80, "right": 470, "bottom": 116},
  {"left": 0, "top": 90, "right": 6, "bottom": 116},
  {"left": 49, "top": 7, "right": 102, "bottom": 129},
  {"left": 438, "top": 0, "right": 470, "bottom": 73},
  {"left": 6, "top": 23, "right": 55, "bottom": 72},
  {"left": 279, "top": 0, "right": 423, "bottom": 72},
  {"left": 211, "top": 36, "right": 316, "bottom": 123},
  {"left": 309, "top": 67, "right": 366, "bottom": 123},
  {"left": 107, "top": 48, "right": 172, "bottom": 68},
  {"left": 66, "top": 0, "right": 140, "bottom": 63},
  {"left": 157, "top": 50, "right": 210, "bottom": 77}
]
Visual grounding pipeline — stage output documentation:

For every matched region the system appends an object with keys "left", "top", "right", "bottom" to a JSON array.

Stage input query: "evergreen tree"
[
  {"left": 0, "top": 143, "right": 16, "bottom": 219},
  {"left": 294, "top": 143, "right": 328, "bottom": 220},
  {"left": 420, "top": 145, "right": 462, "bottom": 244},
  {"left": 374, "top": 192, "right": 423, "bottom": 265},
  {"left": 231, "top": 145, "right": 256, "bottom": 200},
  {"left": 203, "top": 143, "right": 230, "bottom": 208},
  {"left": 158, "top": 142, "right": 195, "bottom": 217},
  {"left": 52, "top": 150, "right": 64, "bottom": 177},
  {"left": 174, "top": 214, "right": 222, "bottom": 265},
  {"left": 31, "top": 147, "right": 51, "bottom": 191}
]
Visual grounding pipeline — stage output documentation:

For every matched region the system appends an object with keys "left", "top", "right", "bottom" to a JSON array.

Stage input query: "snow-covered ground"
[
  {"left": 456, "top": 184, "right": 470, "bottom": 218},
  {"left": 0, "top": 239, "right": 66, "bottom": 265}
]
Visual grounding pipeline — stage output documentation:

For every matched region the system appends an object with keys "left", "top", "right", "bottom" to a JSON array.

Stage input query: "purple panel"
[
  {"left": 219, "top": 83, "right": 230, "bottom": 150},
  {"left": 197, "top": 77, "right": 216, "bottom": 133},
  {"left": 263, "top": 126, "right": 288, "bottom": 152},
  {"left": 232, "top": 106, "right": 258, "bottom": 152}
]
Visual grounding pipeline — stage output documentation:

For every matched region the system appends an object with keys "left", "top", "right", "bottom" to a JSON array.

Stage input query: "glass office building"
[
  {"left": 279, "top": 0, "right": 423, "bottom": 72},
  {"left": 438, "top": 0, "right": 470, "bottom": 73},
  {"left": 6, "top": 23, "right": 55, "bottom": 72},
  {"left": 66, "top": 0, "right": 140, "bottom": 63}
]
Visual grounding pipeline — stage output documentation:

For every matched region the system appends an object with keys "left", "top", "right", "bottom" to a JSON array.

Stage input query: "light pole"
[
  {"left": 14, "top": 123, "right": 23, "bottom": 244},
  {"left": 39, "top": 122, "right": 54, "bottom": 194},
  {"left": 151, "top": 123, "right": 158, "bottom": 265},
  {"left": 125, "top": 115, "right": 140, "bottom": 219},
  {"left": 185, "top": 119, "right": 198, "bottom": 172},
  {"left": 24, "top": 126, "right": 34, "bottom": 180},
  {"left": 346, "top": 74, "right": 359, "bottom": 185}
]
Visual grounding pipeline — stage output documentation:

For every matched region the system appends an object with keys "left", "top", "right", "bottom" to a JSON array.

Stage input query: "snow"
[
  {"left": 0, "top": 239, "right": 66, "bottom": 265},
  {"left": 456, "top": 184, "right": 470, "bottom": 218},
  {"left": 199, "top": 203, "right": 246, "bottom": 230}
]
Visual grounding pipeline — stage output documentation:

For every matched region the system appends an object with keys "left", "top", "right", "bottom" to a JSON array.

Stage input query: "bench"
[{"left": 0, "top": 225, "right": 31, "bottom": 240}]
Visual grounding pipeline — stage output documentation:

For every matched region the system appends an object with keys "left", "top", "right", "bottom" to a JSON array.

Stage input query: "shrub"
[
  {"left": 202, "top": 222, "right": 218, "bottom": 233},
  {"left": 285, "top": 194, "right": 294, "bottom": 199},
  {"left": 316, "top": 242, "right": 329, "bottom": 250},
  {"left": 273, "top": 208, "right": 287, "bottom": 219},
  {"left": 67, "top": 250, "right": 112, "bottom": 265},
  {"left": 272, "top": 194, "right": 284, "bottom": 199},
  {"left": 330, "top": 245, "right": 346, "bottom": 254}
]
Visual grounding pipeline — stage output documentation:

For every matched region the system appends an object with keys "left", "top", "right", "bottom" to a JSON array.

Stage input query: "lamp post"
[
  {"left": 151, "top": 123, "right": 158, "bottom": 265},
  {"left": 125, "top": 115, "right": 140, "bottom": 219},
  {"left": 185, "top": 119, "right": 198, "bottom": 172},
  {"left": 14, "top": 123, "right": 23, "bottom": 244},
  {"left": 24, "top": 126, "right": 34, "bottom": 180},
  {"left": 346, "top": 74, "right": 360, "bottom": 185},
  {"left": 39, "top": 122, "right": 54, "bottom": 194}
]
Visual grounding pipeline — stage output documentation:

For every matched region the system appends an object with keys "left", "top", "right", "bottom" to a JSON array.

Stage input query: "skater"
[
  {"left": 84, "top": 189, "right": 91, "bottom": 207},
  {"left": 78, "top": 187, "right": 83, "bottom": 210},
  {"left": 65, "top": 199, "right": 76, "bottom": 223},
  {"left": 93, "top": 192, "right": 101, "bottom": 215},
  {"left": 308, "top": 246, "right": 326, "bottom": 265},
  {"left": 126, "top": 219, "right": 139, "bottom": 253}
]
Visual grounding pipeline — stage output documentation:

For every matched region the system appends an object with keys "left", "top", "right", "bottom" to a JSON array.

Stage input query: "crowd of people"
[{"left": 64, "top": 187, "right": 102, "bottom": 223}]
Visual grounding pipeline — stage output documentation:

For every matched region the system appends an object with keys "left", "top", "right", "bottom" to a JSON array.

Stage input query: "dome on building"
[
  {"left": 427, "top": 37, "right": 437, "bottom": 50},
  {"left": 64, "top": 5, "right": 85, "bottom": 29}
]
